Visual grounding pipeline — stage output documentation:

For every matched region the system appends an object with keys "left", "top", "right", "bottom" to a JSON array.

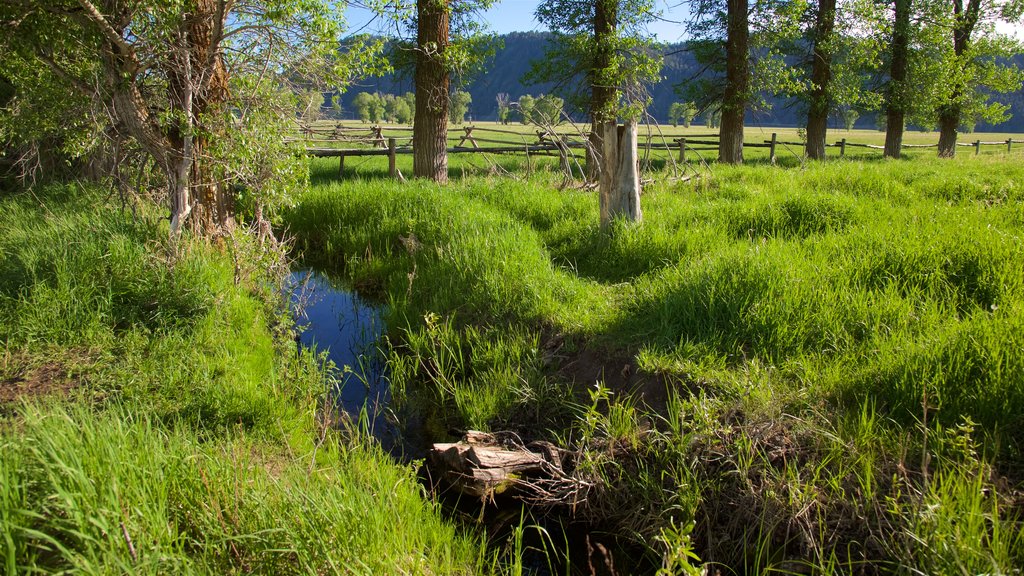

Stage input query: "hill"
[{"left": 334, "top": 32, "right": 1024, "bottom": 132}]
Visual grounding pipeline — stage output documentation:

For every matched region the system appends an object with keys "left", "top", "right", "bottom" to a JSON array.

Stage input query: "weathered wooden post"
[
  {"left": 678, "top": 138, "right": 687, "bottom": 164},
  {"left": 388, "top": 138, "right": 397, "bottom": 178},
  {"left": 839, "top": 138, "right": 846, "bottom": 157},
  {"left": 769, "top": 132, "right": 778, "bottom": 164},
  {"left": 338, "top": 154, "right": 345, "bottom": 177},
  {"left": 1007, "top": 139, "right": 1012, "bottom": 153},
  {"left": 975, "top": 140, "right": 981, "bottom": 155},
  {"left": 599, "top": 121, "right": 642, "bottom": 230}
]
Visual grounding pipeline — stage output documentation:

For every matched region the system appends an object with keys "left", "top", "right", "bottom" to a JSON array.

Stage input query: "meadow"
[
  {"left": 286, "top": 144, "right": 1024, "bottom": 572},
  {"left": 0, "top": 185, "right": 492, "bottom": 574},
  {"left": 2, "top": 130, "right": 1022, "bottom": 574}
]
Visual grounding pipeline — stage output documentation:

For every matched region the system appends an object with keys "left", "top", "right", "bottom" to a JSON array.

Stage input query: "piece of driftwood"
[{"left": 428, "top": 431, "right": 549, "bottom": 499}]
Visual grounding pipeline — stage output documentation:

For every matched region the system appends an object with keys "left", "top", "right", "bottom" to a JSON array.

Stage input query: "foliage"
[
  {"left": 450, "top": 90, "right": 473, "bottom": 123},
  {"left": 517, "top": 93, "right": 536, "bottom": 124},
  {"left": 533, "top": 93, "right": 565, "bottom": 125},
  {"left": 528, "top": 0, "right": 663, "bottom": 121},
  {"left": 668, "top": 101, "right": 698, "bottom": 127},
  {"left": 0, "top": 0, "right": 385, "bottom": 234}
]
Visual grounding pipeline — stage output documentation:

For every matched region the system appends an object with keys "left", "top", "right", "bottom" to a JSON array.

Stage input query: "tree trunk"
[
  {"left": 599, "top": 121, "right": 641, "bottom": 229},
  {"left": 884, "top": 0, "right": 911, "bottom": 159},
  {"left": 805, "top": 0, "right": 836, "bottom": 161},
  {"left": 187, "top": 1, "right": 231, "bottom": 235},
  {"left": 586, "top": 0, "right": 618, "bottom": 181},
  {"left": 937, "top": 0, "right": 981, "bottom": 158},
  {"left": 719, "top": 0, "right": 748, "bottom": 164},
  {"left": 413, "top": 0, "right": 450, "bottom": 183},
  {"left": 937, "top": 112, "right": 959, "bottom": 157}
]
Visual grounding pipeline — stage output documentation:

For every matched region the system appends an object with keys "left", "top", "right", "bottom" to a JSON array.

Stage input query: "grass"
[
  {"left": 0, "top": 183, "right": 490, "bottom": 574},
  {"left": 284, "top": 150, "right": 1024, "bottom": 573}
]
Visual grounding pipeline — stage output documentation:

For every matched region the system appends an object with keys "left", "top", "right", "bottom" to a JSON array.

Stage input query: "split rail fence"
[{"left": 295, "top": 123, "right": 1024, "bottom": 179}]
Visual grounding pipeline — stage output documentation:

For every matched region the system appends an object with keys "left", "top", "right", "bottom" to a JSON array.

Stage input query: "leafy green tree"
[
  {"left": 684, "top": 0, "right": 804, "bottom": 163},
  {"left": 353, "top": 92, "right": 376, "bottom": 122},
  {"left": 533, "top": 93, "right": 565, "bottom": 125},
  {"left": 840, "top": 108, "right": 859, "bottom": 131},
  {"left": 517, "top": 94, "right": 536, "bottom": 124},
  {"left": 932, "top": 0, "right": 1024, "bottom": 157},
  {"left": 450, "top": 90, "right": 473, "bottom": 123},
  {"left": 299, "top": 90, "right": 325, "bottom": 124},
  {"left": 0, "top": 0, "right": 381, "bottom": 236},
  {"left": 669, "top": 102, "right": 698, "bottom": 127},
  {"left": 530, "top": 0, "right": 662, "bottom": 178},
  {"left": 394, "top": 97, "right": 413, "bottom": 124}
]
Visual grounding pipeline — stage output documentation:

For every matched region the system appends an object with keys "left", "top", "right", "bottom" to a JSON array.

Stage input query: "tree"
[
  {"left": 685, "top": 0, "right": 802, "bottom": 164},
  {"left": 496, "top": 92, "right": 512, "bottom": 124},
  {"left": 394, "top": 97, "right": 414, "bottom": 124},
  {"left": 534, "top": 93, "right": 565, "bottom": 125},
  {"left": 884, "top": 0, "right": 914, "bottom": 158},
  {"left": 413, "top": 0, "right": 451, "bottom": 181},
  {"left": 450, "top": 90, "right": 472, "bottom": 123},
  {"left": 669, "top": 101, "right": 698, "bottom": 127},
  {"left": 0, "top": 0, "right": 379, "bottom": 237},
  {"left": 518, "top": 94, "right": 536, "bottom": 124},
  {"left": 299, "top": 90, "right": 325, "bottom": 125},
  {"left": 704, "top": 106, "right": 722, "bottom": 128},
  {"left": 934, "top": 0, "right": 1024, "bottom": 157},
  {"left": 531, "top": 0, "right": 661, "bottom": 179},
  {"left": 805, "top": 0, "right": 837, "bottom": 159},
  {"left": 353, "top": 92, "right": 376, "bottom": 122},
  {"left": 841, "top": 108, "right": 859, "bottom": 130}
]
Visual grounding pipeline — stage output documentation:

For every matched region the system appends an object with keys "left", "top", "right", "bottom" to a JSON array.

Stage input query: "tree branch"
[{"left": 75, "top": 0, "right": 135, "bottom": 61}]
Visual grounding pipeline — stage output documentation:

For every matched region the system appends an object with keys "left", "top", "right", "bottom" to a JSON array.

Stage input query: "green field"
[
  {"left": 286, "top": 149, "right": 1024, "bottom": 572},
  {"left": 2, "top": 140, "right": 1023, "bottom": 573}
]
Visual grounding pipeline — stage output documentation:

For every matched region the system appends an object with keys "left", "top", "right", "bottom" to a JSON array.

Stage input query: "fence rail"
[{"left": 298, "top": 124, "right": 1024, "bottom": 179}]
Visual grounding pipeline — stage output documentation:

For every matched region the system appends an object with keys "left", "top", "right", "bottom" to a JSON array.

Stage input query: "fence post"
[
  {"left": 678, "top": 138, "right": 686, "bottom": 164},
  {"left": 975, "top": 140, "right": 981, "bottom": 155},
  {"left": 388, "top": 138, "right": 397, "bottom": 178},
  {"left": 1008, "top": 139, "right": 1012, "bottom": 154},
  {"left": 840, "top": 138, "right": 846, "bottom": 157},
  {"left": 338, "top": 154, "right": 345, "bottom": 177},
  {"left": 769, "top": 133, "right": 777, "bottom": 164}
]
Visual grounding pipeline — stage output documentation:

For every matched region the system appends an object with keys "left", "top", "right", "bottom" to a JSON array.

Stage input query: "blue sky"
[{"left": 345, "top": 0, "right": 694, "bottom": 43}]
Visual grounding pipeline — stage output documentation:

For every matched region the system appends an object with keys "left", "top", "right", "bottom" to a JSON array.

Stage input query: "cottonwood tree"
[
  {"left": 933, "top": 0, "right": 1023, "bottom": 157},
  {"left": 788, "top": 0, "right": 884, "bottom": 159},
  {"left": 530, "top": 0, "right": 662, "bottom": 180},
  {"left": 371, "top": 0, "right": 495, "bottom": 182},
  {"left": 685, "top": 0, "right": 803, "bottom": 163},
  {"left": 0, "top": 0, "right": 379, "bottom": 238},
  {"left": 450, "top": 90, "right": 472, "bottom": 123}
]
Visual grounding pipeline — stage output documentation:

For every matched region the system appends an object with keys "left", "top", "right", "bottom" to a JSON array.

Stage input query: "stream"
[{"left": 286, "top": 269, "right": 401, "bottom": 452}]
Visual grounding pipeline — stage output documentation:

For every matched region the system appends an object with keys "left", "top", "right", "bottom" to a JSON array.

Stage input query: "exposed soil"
[
  {"left": 542, "top": 331, "right": 670, "bottom": 413},
  {"left": 0, "top": 357, "right": 79, "bottom": 405}
]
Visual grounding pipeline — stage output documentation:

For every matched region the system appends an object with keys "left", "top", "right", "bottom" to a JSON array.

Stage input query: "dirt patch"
[
  {"left": 542, "top": 333, "right": 669, "bottom": 412},
  {"left": 0, "top": 359, "right": 79, "bottom": 404}
]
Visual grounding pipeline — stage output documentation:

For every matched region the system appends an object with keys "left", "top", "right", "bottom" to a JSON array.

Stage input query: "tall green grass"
[
  {"left": 287, "top": 154, "right": 1024, "bottom": 573},
  {"left": 0, "top": 184, "right": 488, "bottom": 574}
]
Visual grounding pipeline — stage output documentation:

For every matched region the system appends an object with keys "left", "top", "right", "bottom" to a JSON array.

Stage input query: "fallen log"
[{"left": 429, "top": 431, "right": 546, "bottom": 498}]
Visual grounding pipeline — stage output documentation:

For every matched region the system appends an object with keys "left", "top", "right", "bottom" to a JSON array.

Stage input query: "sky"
[
  {"left": 345, "top": 0, "right": 694, "bottom": 42},
  {"left": 345, "top": 1, "right": 1023, "bottom": 41}
]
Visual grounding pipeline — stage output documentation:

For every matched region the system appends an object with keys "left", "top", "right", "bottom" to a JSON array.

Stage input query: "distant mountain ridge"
[{"left": 335, "top": 31, "right": 1024, "bottom": 133}]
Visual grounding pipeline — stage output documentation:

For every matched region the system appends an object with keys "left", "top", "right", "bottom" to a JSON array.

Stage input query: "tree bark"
[
  {"left": 413, "top": 0, "right": 450, "bottom": 183},
  {"left": 884, "top": 0, "right": 911, "bottom": 159},
  {"left": 719, "top": 0, "right": 748, "bottom": 164},
  {"left": 586, "top": 0, "right": 618, "bottom": 181},
  {"left": 937, "top": 0, "right": 981, "bottom": 158},
  {"left": 805, "top": 0, "right": 836, "bottom": 161}
]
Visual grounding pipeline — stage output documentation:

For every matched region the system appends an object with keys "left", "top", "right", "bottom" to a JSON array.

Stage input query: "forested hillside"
[{"left": 336, "top": 32, "right": 1024, "bottom": 132}]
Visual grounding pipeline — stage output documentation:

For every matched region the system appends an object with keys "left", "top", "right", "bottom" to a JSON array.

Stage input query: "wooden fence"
[{"left": 298, "top": 123, "right": 1024, "bottom": 179}]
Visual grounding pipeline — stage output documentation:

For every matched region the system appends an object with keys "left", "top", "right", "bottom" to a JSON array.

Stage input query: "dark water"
[{"left": 286, "top": 270, "right": 399, "bottom": 450}]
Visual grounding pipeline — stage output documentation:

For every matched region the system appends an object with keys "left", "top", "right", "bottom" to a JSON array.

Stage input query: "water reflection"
[{"left": 286, "top": 270, "right": 398, "bottom": 449}]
